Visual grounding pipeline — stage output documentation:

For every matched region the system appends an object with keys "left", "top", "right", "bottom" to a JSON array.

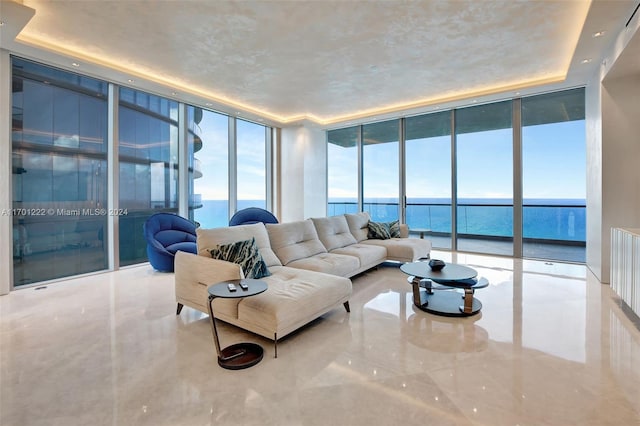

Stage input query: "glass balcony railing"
[{"left": 328, "top": 200, "right": 586, "bottom": 262}]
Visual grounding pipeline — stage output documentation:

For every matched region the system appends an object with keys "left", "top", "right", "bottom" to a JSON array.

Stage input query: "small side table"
[
  {"left": 207, "top": 279, "right": 268, "bottom": 370},
  {"left": 411, "top": 228, "right": 431, "bottom": 239}
]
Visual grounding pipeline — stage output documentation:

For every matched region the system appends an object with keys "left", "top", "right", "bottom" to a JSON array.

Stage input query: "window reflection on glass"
[
  {"left": 118, "top": 88, "right": 178, "bottom": 266},
  {"left": 405, "top": 111, "right": 452, "bottom": 248},
  {"left": 236, "top": 119, "right": 266, "bottom": 210},
  {"left": 11, "top": 57, "right": 109, "bottom": 286},
  {"left": 522, "top": 89, "right": 586, "bottom": 262},
  {"left": 327, "top": 126, "right": 359, "bottom": 216},
  {"left": 188, "top": 107, "right": 229, "bottom": 229},
  {"left": 455, "top": 101, "right": 513, "bottom": 255},
  {"left": 363, "top": 119, "right": 399, "bottom": 222}
]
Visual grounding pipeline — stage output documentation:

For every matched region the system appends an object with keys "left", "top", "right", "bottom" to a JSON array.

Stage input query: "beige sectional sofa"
[{"left": 174, "top": 212, "right": 431, "bottom": 355}]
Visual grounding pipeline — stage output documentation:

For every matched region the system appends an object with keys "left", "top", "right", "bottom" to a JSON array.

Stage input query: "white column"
[
  {"left": 279, "top": 123, "right": 327, "bottom": 222},
  {"left": 0, "top": 50, "right": 12, "bottom": 295}
]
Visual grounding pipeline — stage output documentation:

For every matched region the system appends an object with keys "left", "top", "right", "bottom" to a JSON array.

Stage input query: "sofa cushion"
[
  {"left": 311, "top": 216, "right": 357, "bottom": 251},
  {"left": 156, "top": 229, "right": 196, "bottom": 246},
  {"left": 266, "top": 220, "right": 327, "bottom": 265},
  {"left": 286, "top": 253, "right": 360, "bottom": 277},
  {"left": 209, "top": 237, "right": 271, "bottom": 279},
  {"left": 362, "top": 237, "right": 432, "bottom": 262},
  {"left": 330, "top": 243, "right": 387, "bottom": 269},
  {"left": 196, "top": 223, "right": 282, "bottom": 267},
  {"left": 345, "top": 211, "right": 371, "bottom": 242},
  {"left": 237, "top": 267, "right": 352, "bottom": 336},
  {"left": 165, "top": 241, "right": 197, "bottom": 255}
]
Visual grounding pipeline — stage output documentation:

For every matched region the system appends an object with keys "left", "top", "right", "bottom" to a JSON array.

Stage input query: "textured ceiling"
[{"left": 1, "top": 0, "right": 638, "bottom": 126}]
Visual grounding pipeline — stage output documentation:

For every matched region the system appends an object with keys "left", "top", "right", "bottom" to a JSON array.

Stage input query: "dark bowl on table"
[{"left": 428, "top": 259, "right": 446, "bottom": 271}]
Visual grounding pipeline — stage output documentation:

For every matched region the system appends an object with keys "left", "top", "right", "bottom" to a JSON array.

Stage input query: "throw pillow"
[
  {"left": 368, "top": 221, "right": 391, "bottom": 239},
  {"left": 209, "top": 237, "right": 271, "bottom": 279},
  {"left": 368, "top": 220, "right": 401, "bottom": 240},
  {"left": 389, "top": 220, "right": 401, "bottom": 238}
]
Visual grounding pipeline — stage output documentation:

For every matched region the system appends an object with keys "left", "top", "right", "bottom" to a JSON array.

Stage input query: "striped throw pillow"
[{"left": 368, "top": 220, "right": 401, "bottom": 240}]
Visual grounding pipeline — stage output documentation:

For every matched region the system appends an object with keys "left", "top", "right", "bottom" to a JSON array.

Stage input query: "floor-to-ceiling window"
[
  {"left": 11, "top": 58, "right": 109, "bottom": 286},
  {"left": 521, "top": 88, "right": 586, "bottom": 262},
  {"left": 327, "top": 90, "right": 585, "bottom": 261},
  {"left": 236, "top": 119, "right": 267, "bottom": 210},
  {"left": 405, "top": 111, "right": 452, "bottom": 248},
  {"left": 327, "top": 126, "right": 359, "bottom": 215},
  {"left": 8, "top": 56, "right": 274, "bottom": 288},
  {"left": 118, "top": 88, "right": 179, "bottom": 266},
  {"left": 363, "top": 119, "right": 400, "bottom": 222},
  {"left": 455, "top": 101, "right": 514, "bottom": 255},
  {"left": 188, "top": 107, "right": 229, "bottom": 229}
]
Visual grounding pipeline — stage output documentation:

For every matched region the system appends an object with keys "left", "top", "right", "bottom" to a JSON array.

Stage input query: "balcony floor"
[{"left": 422, "top": 235, "right": 585, "bottom": 263}]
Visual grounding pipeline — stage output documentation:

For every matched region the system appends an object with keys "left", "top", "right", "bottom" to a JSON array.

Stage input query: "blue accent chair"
[
  {"left": 229, "top": 207, "right": 279, "bottom": 226},
  {"left": 143, "top": 213, "right": 197, "bottom": 272}
]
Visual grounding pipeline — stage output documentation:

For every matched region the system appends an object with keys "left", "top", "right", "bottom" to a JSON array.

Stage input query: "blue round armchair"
[
  {"left": 143, "top": 213, "right": 197, "bottom": 272},
  {"left": 229, "top": 207, "right": 278, "bottom": 226}
]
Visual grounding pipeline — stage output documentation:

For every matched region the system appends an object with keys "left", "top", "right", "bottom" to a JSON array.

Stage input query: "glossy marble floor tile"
[{"left": 1, "top": 251, "right": 640, "bottom": 425}]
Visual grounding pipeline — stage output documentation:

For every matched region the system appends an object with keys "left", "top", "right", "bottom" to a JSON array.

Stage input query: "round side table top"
[
  {"left": 400, "top": 261, "right": 477, "bottom": 282},
  {"left": 208, "top": 279, "right": 268, "bottom": 299}
]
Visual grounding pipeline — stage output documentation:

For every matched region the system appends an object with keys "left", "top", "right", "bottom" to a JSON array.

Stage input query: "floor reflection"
[{"left": 1, "top": 250, "right": 639, "bottom": 425}]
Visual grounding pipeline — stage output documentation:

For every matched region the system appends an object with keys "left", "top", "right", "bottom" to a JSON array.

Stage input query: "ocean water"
[
  {"left": 195, "top": 200, "right": 265, "bottom": 229},
  {"left": 195, "top": 198, "right": 586, "bottom": 242},
  {"left": 329, "top": 198, "right": 586, "bottom": 242}
]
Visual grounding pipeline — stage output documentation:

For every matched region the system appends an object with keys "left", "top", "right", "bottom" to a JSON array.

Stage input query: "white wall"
[
  {"left": 599, "top": 74, "right": 640, "bottom": 283},
  {"left": 279, "top": 124, "right": 327, "bottom": 222},
  {"left": 585, "top": 10, "right": 640, "bottom": 283},
  {"left": 585, "top": 74, "right": 603, "bottom": 281}
]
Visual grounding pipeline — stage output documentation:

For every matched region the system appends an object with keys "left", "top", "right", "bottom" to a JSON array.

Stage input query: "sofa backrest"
[
  {"left": 266, "top": 219, "right": 327, "bottom": 265},
  {"left": 345, "top": 211, "right": 371, "bottom": 242},
  {"left": 311, "top": 215, "right": 357, "bottom": 251},
  {"left": 196, "top": 222, "right": 282, "bottom": 267}
]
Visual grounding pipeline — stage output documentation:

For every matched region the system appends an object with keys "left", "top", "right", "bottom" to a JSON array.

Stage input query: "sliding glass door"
[
  {"left": 405, "top": 112, "right": 452, "bottom": 248},
  {"left": 521, "top": 89, "right": 585, "bottom": 262},
  {"left": 236, "top": 119, "right": 267, "bottom": 210},
  {"left": 11, "top": 58, "right": 109, "bottom": 286},
  {"left": 363, "top": 120, "right": 400, "bottom": 222},
  {"left": 455, "top": 101, "right": 513, "bottom": 255},
  {"left": 188, "top": 107, "right": 229, "bottom": 229},
  {"left": 327, "top": 126, "right": 359, "bottom": 215},
  {"left": 118, "top": 88, "right": 179, "bottom": 266}
]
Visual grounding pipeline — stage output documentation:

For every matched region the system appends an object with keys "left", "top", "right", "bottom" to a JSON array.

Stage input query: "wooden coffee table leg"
[{"left": 462, "top": 288, "right": 474, "bottom": 314}]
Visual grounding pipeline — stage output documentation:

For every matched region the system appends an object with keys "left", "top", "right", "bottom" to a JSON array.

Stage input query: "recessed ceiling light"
[
  {"left": 205, "top": 102, "right": 213, "bottom": 106},
  {"left": 592, "top": 31, "right": 606, "bottom": 38},
  {"left": 171, "top": 92, "right": 177, "bottom": 96},
  {"left": 258, "top": 118, "right": 264, "bottom": 122},
  {"left": 581, "top": 58, "right": 592, "bottom": 64},
  {"left": 515, "top": 92, "right": 520, "bottom": 95},
  {"left": 236, "top": 112, "right": 242, "bottom": 115},
  {"left": 127, "top": 79, "right": 135, "bottom": 83},
  {"left": 0, "top": 21, "right": 6, "bottom": 26},
  {"left": 71, "top": 62, "right": 80, "bottom": 67}
]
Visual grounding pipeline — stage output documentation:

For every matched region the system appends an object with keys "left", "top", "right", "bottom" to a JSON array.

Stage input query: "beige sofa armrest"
[
  {"left": 175, "top": 251, "right": 244, "bottom": 313},
  {"left": 400, "top": 224, "right": 409, "bottom": 238}
]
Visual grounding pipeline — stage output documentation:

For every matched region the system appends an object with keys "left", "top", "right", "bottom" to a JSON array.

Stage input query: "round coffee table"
[
  {"left": 400, "top": 261, "right": 488, "bottom": 317},
  {"left": 207, "top": 279, "right": 268, "bottom": 370}
]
